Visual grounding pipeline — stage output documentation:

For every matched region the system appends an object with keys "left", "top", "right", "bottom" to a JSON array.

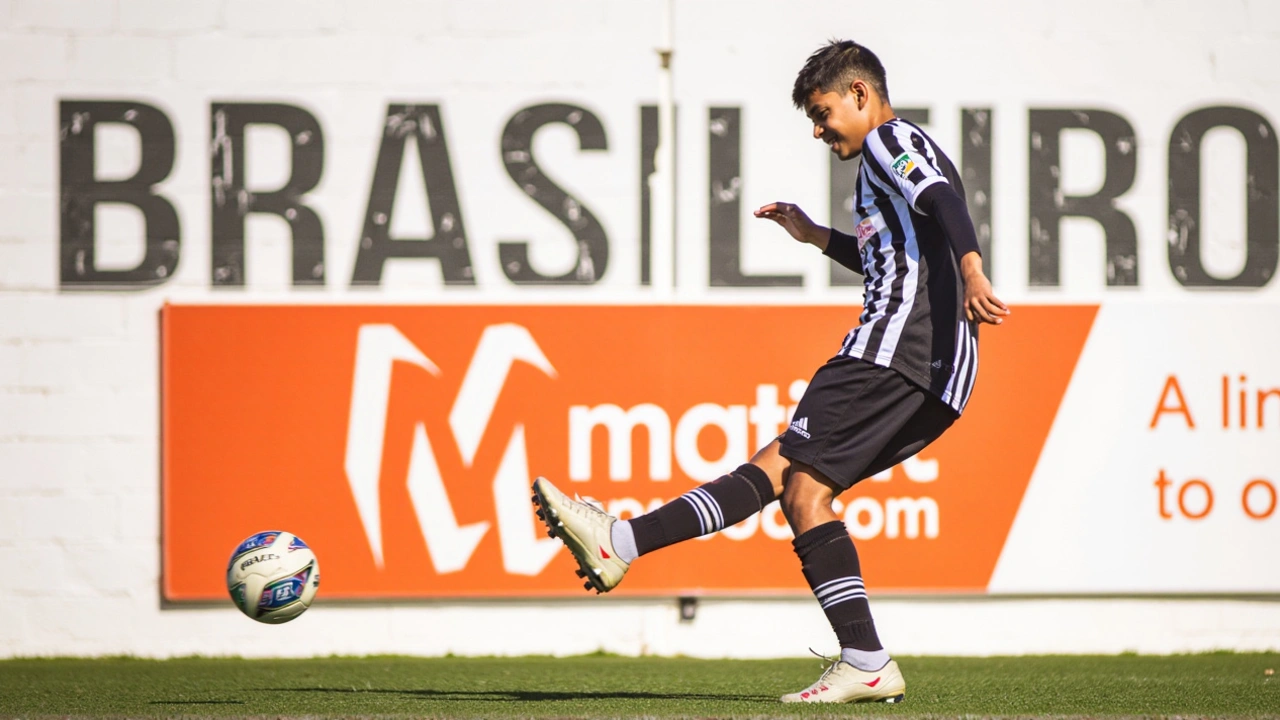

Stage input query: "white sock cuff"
[
  {"left": 841, "top": 647, "right": 891, "bottom": 672},
  {"left": 610, "top": 520, "right": 639, "bottom": 563}
]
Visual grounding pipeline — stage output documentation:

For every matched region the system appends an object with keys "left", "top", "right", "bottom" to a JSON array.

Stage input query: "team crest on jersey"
[{"left": 891, "top": 152, "right": 916, "bottom": 179}]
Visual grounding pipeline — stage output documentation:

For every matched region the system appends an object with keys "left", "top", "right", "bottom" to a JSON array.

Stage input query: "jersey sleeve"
[{"left": 862, "top": 122, "right": 950, "bottom": 213}]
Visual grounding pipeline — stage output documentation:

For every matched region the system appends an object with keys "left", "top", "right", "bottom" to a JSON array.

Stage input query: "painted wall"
[{"left": 3, "top": 0, "right": 1280, "bottom": 657}]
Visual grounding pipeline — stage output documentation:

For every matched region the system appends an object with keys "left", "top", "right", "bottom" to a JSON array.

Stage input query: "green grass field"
[{"left": 0, "top": 654, "right": 1277, "bottom": 718}]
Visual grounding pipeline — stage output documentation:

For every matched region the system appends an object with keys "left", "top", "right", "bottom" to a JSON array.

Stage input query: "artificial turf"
[{"left": 0, "top": 653, "right": 1277, "bottom": 718}]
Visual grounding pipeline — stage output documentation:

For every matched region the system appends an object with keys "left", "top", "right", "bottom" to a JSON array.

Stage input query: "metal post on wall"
[{"left": 651, "top": 0, "right": 676, "bottom": 299}]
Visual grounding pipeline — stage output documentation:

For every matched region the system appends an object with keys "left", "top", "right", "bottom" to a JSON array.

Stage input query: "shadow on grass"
[
  {"left": 261, "top": 687, "right": 776, "bottom": 703},
  {"left": 149, "top": 700, "right": 246, "bottom": 705}
]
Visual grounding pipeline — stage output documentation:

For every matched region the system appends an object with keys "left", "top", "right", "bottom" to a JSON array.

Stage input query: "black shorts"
[{"left": 778, "top": 355, "right": 958, "bottom": 490}]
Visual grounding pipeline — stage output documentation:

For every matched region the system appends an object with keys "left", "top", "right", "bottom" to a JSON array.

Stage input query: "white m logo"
[{"left": 343, "top": 323, "right": 561, "bottom": 576}]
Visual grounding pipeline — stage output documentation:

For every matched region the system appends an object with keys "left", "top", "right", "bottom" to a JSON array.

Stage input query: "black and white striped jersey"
[{"left": 838, "top": 118, "right": 978, "bottom": 415}]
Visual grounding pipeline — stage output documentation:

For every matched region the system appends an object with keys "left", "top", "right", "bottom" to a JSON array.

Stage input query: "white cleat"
[
  {"left": 780, "top": 657, "right": 906, "bottom": 704},
  {"left": 531, "top": 476, "right": 630, "bottom": 593}
]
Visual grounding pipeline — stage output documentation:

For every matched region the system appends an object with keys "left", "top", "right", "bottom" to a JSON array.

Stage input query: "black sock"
[
  {"left": 792, "top": 520, "right": 883, "bottom": 651},
  {"left": 629, "top": 463, "right": 775, "bottom": 557}
]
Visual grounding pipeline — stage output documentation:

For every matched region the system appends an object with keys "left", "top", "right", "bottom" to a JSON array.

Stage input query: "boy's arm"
[
  {"left": 823, "top": 228, "right": 864, "bottom": 275},
  {"left": 753, "top": 202, "right": 863, "bottom": 275},
  {"left": 915, "top": 183, "right": 1009, "bottom": 325}
]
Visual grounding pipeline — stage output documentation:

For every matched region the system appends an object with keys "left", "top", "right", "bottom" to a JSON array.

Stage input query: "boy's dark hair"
[{"left": 791, "top": 39, "right": 890, "bottom": 109}]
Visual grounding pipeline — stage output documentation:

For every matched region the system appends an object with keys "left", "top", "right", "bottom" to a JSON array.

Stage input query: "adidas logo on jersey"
[{"left": 789, "top": 416, "right": 812, "bottom": 439}]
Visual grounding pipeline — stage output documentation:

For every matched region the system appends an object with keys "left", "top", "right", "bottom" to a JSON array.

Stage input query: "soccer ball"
[{"left": 226, "top": 530, "right": 320, "bottom": 624}]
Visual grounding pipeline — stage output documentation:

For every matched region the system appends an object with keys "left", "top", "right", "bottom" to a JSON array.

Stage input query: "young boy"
[{"left": 532, "top": 39, "right": 1008, "bottom": 704}]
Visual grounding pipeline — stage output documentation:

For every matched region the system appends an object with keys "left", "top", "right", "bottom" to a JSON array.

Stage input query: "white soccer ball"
[{"left": 226, "top": 530, "right": 320, "bottom": 624}]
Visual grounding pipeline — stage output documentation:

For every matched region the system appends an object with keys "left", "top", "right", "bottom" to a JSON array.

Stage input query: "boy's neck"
[{"left": 870, "top": 102, "right": 897, "bottom": 128}]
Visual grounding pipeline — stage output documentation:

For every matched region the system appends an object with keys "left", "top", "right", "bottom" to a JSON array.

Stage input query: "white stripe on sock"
[
  {"left": 819, "top": 589, "right": 868, "bottom": 609},
  {"left": 814, "top": 577, "right": 865, "bottom": 600},
  {"left": 690, "top": 488, "right": 724, "bottom": 531},
  {"left": 681, "top": 494, "right": 709, "bottom": 534},
  {"left": 813, "top": 576, "right": 864, "bottom": 594},
  {"left": 684, "top": 488, "right": 720, "bottom": 533}
]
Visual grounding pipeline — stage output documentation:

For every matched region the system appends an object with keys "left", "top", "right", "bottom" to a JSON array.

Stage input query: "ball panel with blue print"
[{"left": 226, "top": 530, "right": 320, "bottom": 624}]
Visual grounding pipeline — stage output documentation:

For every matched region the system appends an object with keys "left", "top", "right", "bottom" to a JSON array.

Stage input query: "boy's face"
[{"left": 804, "top": 81, "right": 875, "bottom": 161}]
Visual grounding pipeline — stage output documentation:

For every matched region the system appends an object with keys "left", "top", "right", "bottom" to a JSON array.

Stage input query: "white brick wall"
[
  {"left": 0, "top": 391, "right": 152, "bottom": 438},
  {"left": 0, "top": 343, "right": 20, "bottom": 385},
  {"left": 62, "top": 540, "right": 158, "bottom": 596},
  {"left": 0, "top": 84, "right": 15, "bottom": 136},
  {"left": 223, "top": 0, "right": 340, "bottom": 36},
  {"left": 1, "top": 0, "right": 1279, "bottom": 658},
  {"left": 0, "top": 489, "right": 23, "bottom": 541},
  {"left": 0, "top": 439, "right": 155, "bottom": 492},
  {"left": 445, "top": 0, "right": 607, "bottom": 37},
  {"left": 337, "top": 0, "right": 449, "bottom": 37},
  {"left": 11, "top": 85, "right": 53, "bottom": 137},
  {"left": 70, "top": 35, "right": 172, "bottom": 82},
  {"left": 0, "top": 33, "right": 69, "bottom": 81},
  {"left": 0, "top": 138, "right": 16, "bottom": 189},
  {"left": 0, "top": 194, "right": 54, "bottom": 243},
  {"left": 117, "top": 0, "right": 221, "bottom": 34},
  {"left": 0, "top": 296, "right": 127, "bottom": 340},
  {"left": 17, "top": 495, "right": 120, "bottom": 541},
  {"left": 11, "top": 0, "right": 115, "bottom": 33},
  {"left": 0, "top": 236, "right": 54, "bottom": 289},
  {"left": 19, "top": 340, "right": 148, "bottom": 389},
  {"left": 172, "top": 35, "right": 293, "bottom": 85},
  {"left": 2, "top": 136, "right": 54, "bottom": 192}
]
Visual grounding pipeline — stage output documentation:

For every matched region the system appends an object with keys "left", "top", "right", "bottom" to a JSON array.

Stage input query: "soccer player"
[{"left": 531, "top": 39, "right": 1008, "bottom": 704}]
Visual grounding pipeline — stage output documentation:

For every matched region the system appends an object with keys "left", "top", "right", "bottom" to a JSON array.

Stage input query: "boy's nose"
[{"left": 813, "top": 125, "right": 823, "bottom": 140}]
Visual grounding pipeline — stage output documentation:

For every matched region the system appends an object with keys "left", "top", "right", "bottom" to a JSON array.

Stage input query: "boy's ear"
[{"left": 849, "top": 79, "right": 866, "bottom": 109}]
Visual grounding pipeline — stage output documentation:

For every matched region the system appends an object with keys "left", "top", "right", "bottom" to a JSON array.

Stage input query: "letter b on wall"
[{"left": 60, "top": 100, "right": 180, "bottom": 289}]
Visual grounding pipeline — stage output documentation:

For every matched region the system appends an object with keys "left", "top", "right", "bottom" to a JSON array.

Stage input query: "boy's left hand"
[{"left": 960, "top": 253, "right": 1009, "bottom": 325}]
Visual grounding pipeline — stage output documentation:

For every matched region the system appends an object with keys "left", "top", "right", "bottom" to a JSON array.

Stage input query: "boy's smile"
[{"left": 804, "top": 81, "right": 893, "bottom": 161}]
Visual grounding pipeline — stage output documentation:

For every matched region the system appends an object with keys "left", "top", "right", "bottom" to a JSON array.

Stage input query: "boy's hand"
[
  {"left": 960, "top": 252, "right": 1009, "bottom": 325},
  {"left": 754, "top": 202, "right": 829, "bottom": 250}
]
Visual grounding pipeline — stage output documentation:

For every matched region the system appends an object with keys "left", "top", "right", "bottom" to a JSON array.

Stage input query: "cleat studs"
[
  {"left": 535, "top": 509, "right": 545, "bottom": 520},
  {"left": 575, "top": 569, "right": 586, "bottom": 578},
  {"left": 546, "top": 529, "right": 555, "bottom": 538},
  {"left": 583, "top": 581, "right": 593, "bottom": 591}
]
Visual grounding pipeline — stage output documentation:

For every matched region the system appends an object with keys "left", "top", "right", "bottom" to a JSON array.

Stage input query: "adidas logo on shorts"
[{"left": 789, "top": 416, "right": 812, "bottom": 439}]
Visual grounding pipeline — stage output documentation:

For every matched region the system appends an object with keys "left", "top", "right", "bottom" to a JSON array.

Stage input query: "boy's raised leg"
[{"left": 531, "top": 442, "right": 788, "bottom": 593}]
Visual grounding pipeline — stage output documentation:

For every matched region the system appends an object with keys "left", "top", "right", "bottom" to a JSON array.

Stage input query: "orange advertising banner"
[{"left": 161, "top": 304, "right": 1096, "bottom": 601}]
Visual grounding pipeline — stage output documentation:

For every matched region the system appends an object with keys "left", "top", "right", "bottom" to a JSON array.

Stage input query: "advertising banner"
[
  {"left": 161, "top": 304, "right": 1095, "bottom": 600},
  {"left": 990, "top": 302, "right": 1280, "bottom": 594}
]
